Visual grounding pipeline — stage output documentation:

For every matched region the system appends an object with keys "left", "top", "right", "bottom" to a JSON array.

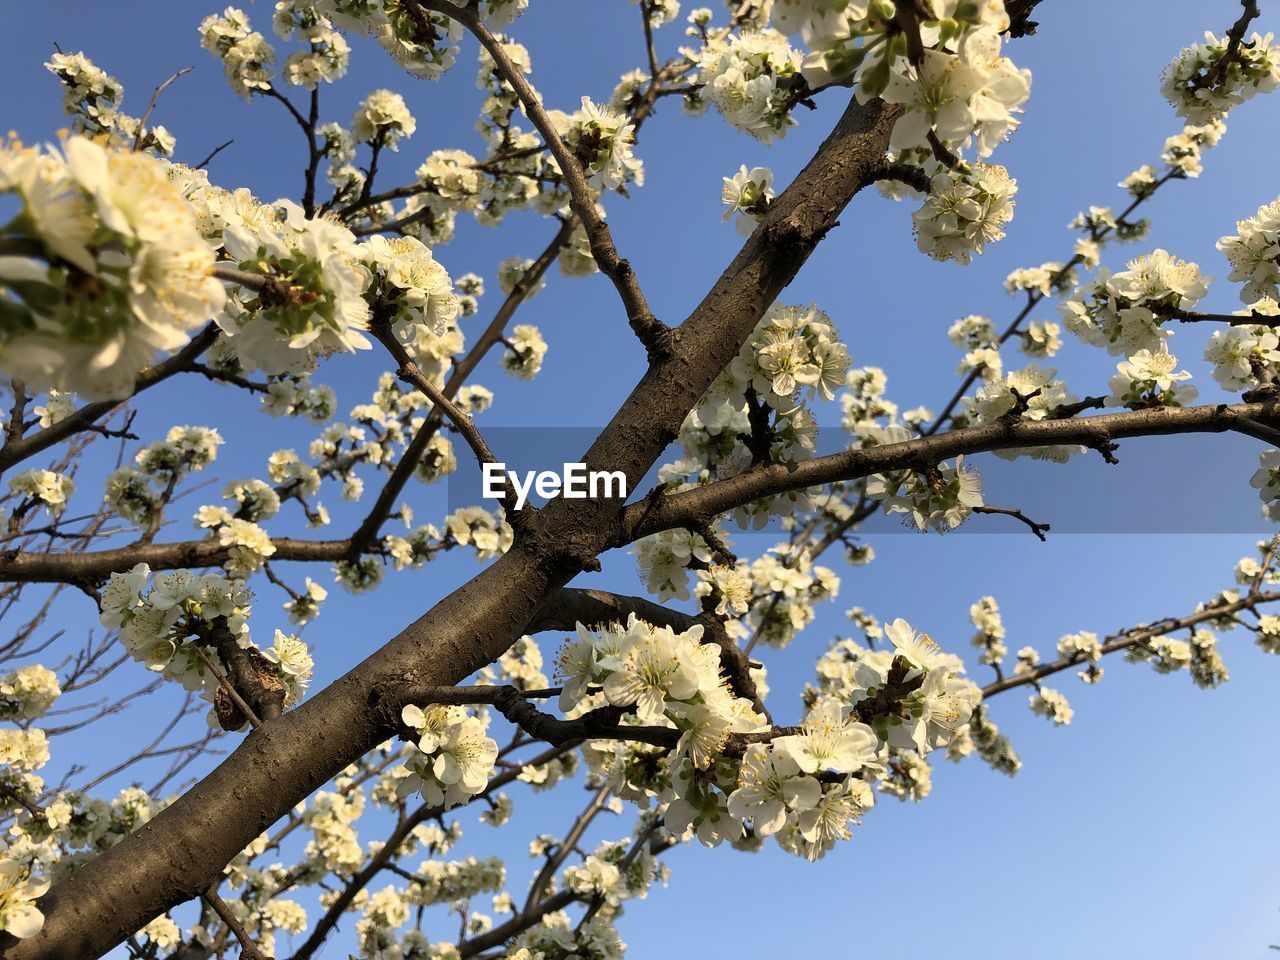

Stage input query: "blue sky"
[{"left": 5, "top": 1, "right": 1280, "bottom": 958}]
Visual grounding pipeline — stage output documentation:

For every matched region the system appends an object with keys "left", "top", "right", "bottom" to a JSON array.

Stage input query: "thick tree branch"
[
  {"left": 0, "top": 536, "right": 349, "bottom": 585},
  {"left": 618, "top": 401, "right": 1280, "bottom": 542}
]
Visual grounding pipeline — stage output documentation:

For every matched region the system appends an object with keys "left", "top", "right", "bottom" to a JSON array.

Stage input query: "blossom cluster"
[
  {"left": 274, "top": 0, "right": 352, "bottom": 89},
  {"left": 691, "top": 29, "right": 803, "bottom": 143},
  {"left": 104, "top": 425, "right": 224, "bottom": 528},
  {"left": 199, "top": 7, "right": 278, "bottom": 97},
  {"left": 658, "top": 303, "right": 849, "bottom": 524},
  {"left": 721, "top": 164, "right": 774, "bottom": 235},
  {"left": 353, "top": 89, "right": 416, "bottom": 148},
  {"left": 865, "top": 439, "right": 983, "bottom": 532},
  {"left": 1162, "top": 29, "right": 1280, "bottom": 123},
  {"left": 553, "top": 97, "right": 643, "bottom": 191},
  {"left": 44, "top": 52, "right": 173, "bottom": 154},
  {"left": 911, "top": 161, "right": 1018, "bottom": 265},
  {"left": 1203, "top": 307, "right": 1280, "bottom": 393},
  {"left": 574, "top": 615, "right": 980, "bottom": 859},
  {"left": 0, "top": 665, "right": 60, "bottom": 722},
  {"left": 219, "top": 200, "right": 373, "bottom": 375},
  {"left": 1217, "top": 196, "right": 1280, "bottom": 305},
  {"left": 98, "top": 564, "right": 314, "bottom": 726},
  {"left": 1105, "top": 347, "right": 1197, "bottom": 410},
  {"left": 969, "top": 596, "right": 1007, "bottom": 668},
  {"left": 1061, "top": 248, "right": 1209, "bottom": 356},
  {"left": 0, "top": 136, "right": 225, "bottom": 398},
  {"left": 7, "top": 470, "right": 75, "bottom": 519},
  {"left": 317, "top": 0, "right": 463, "bottom": 80},
  {"left": 397, "top": 704, "right": 500, "bottom": 809}
]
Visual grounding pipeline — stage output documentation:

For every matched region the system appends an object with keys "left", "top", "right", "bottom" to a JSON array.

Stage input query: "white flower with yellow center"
[
  {"left": 264, "top": 630, "right": 314, "bottom": 703},
  {"left": 726, "top": 743, "right": 820, "bottom": 837},
  {"left": 0, "top": 137, "right": 225, "bottom": 399},
  {"left": 0, "top": 860, "right": 49, "bottom": 940},
  {"left": 556, "top": 623, "right": 611, "bottom": 713},
  {"left": 602, "top": 624, "right": 702, "bottom": 722},
  {"left": 402, "top": 703, "right": 452, "bottom": 754},
  {"left": 672, "top": 702, "right": 732, "bottom": 770},
  {"left": 794, "top": 779, "right": 874, "bottom": 861},
  {"left": 775, "top": 699, "right": 877, "bottom": 775},
  {"left": 400, "top": 709, "right": 499, "bottom": 809},
  {"left": 914, "top": 670, "right": 980, "bottom": 752},
  {"left": 884, "top": 617, "right": 947, "bottom": 672},
  {"left": 1107, "top": 248, "right": 1209, "bottom": 306},
  {"left": 99, "top": 562, "right": 151, "bottom": 628},
  {"left": 364, "top": 234, "right": 458, "bottom": 334}
]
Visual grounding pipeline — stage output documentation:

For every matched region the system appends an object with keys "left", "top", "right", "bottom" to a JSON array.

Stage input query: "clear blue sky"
[{"left": 4, "top": 2, "right": 1280, "bottom": 958}]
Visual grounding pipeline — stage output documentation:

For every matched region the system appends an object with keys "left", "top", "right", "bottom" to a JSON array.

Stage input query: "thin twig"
[
  {"left": 202, "top": 888, "right": 272, "bottom": 960},
  {"left": 133, "top": 65, "right": 194, "bottom": 152},
  {"left": 195, "top": 139, "right": 234, "bottom": 171},
  {"left": 972, "top": 504, "right": 1051, "bottom": 541}
]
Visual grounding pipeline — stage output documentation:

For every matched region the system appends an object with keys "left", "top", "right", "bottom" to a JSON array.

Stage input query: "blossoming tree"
[{"left": 1, "top": 0, "right": 1279, "bottom": 957}]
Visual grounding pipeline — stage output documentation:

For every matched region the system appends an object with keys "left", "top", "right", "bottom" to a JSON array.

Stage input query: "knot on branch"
[
  {"left": 851, "top": 657, "right": 925, "bottom": 724},
  {"left": 738, "top": 388, "right": 776, "bottom": 466},
  {"left": 637, "top": 320, "right": 676, "bottom": 364},
  {"left": 258, "top": 276, "right": 316, "bottom": 311},
  {"left": 763, "top": 216, "right": 820, "bottom": 258},
  {"left": 538, "top": 538, "right": 604, "bottom": 573},
  {"left": 531, "top": 537, "right": 604, "bottom": 573},
  {"left": 1000, "top": 387, "right": 1043, "bottom": 423},
  {"left": 519, "top": 517, "right": 608, "bottom": 573},
  {"left": 199, "top": 620, "right": 286, "bottom": 730},
  {"left": 1089, "top": 436, "right": 1120, "bottom": 465}
]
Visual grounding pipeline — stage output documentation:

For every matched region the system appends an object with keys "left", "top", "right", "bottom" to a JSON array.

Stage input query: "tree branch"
[
  {"left": 972, "top": 504, "right": 1051, "bottom": 540},
  {"left": 200, "top": 888, "right": 271, "bottom": 960},
  {"left": 409, "top": 0, "right": 673, "bottom": 361},
  {"left": 618, "top": 401, "right": 1280, "bottom": 542},
  {"left": 133, "top": 66, "right": 194, "bottom": 152},
  {"left": 6, "top": 91, "right": 904, "bottom": 960},
  {"left": 983, "top": 589, "right": 1280, "bottom": 698},
  {"left": 287, "top": 740, "right": 576, "bottom": 960},
  {"left": 0, "top": 325, "right": 221, "bottom": 476}
]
